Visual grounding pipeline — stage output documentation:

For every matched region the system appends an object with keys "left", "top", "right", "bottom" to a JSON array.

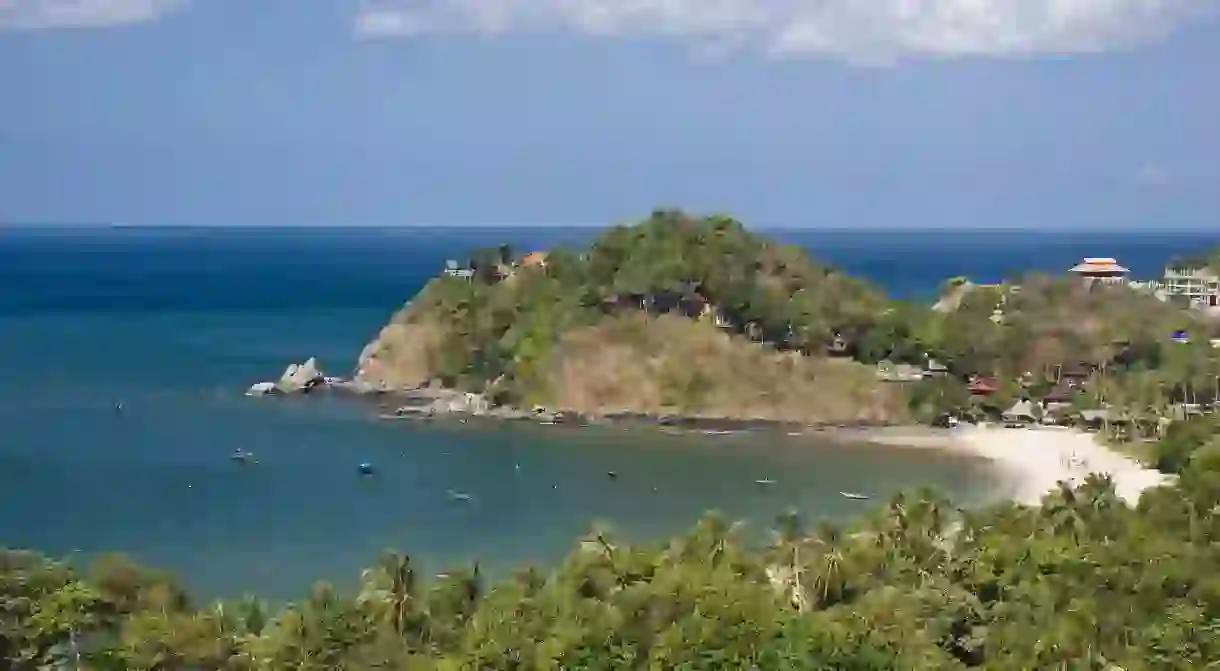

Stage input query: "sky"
[{"left": 0, "top": 0, "right": 1218, "bottom": 228}]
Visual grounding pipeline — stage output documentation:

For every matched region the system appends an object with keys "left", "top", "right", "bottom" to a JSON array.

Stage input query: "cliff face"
[
  {"left": 353, "top": 318, "right": 448, "bottom": 391},
  {"left": 534, "top": 314, "right": 909, "bottom": 424}
]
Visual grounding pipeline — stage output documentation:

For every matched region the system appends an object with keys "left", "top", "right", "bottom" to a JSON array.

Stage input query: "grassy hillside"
[{"left": 536, "top": 313, "right": 907, "bottom": 423}]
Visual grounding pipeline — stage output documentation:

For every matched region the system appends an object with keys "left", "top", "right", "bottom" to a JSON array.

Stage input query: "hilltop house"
[
  {"left": 1055, "top": 363, "right": 1093, "bottom": 387},
  {"left": 967, "top": 377, "right": 1000, "bottom": 397},
  {"left": 826, "top": 333, "right": 852, "bottom": 357},
  {"left": 1161, "top": 266, "right": 1220, "bottom": 307},
  {"left": 1068, "top": 258, "right": 1130, "bottom": 286},
  {"left": 923, "top": 358, "right": 950, "bottom": 378},
  {"left": 443, "top": 259, "right": 474, "bottom": 280},
  {"left": 519, "top": 251, "right": 549, "bottom": 269}
]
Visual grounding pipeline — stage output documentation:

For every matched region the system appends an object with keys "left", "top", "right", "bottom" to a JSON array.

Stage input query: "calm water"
[{"left": 1, "top": 226, "right": 1214, "bottom": 600}]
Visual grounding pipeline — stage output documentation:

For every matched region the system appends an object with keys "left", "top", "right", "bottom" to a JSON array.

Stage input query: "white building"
[{"left": 1161, "top": 266, "right": 1220, "bottom": 307}]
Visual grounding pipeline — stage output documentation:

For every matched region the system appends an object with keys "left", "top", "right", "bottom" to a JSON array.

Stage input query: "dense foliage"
[
  {"left": 400, "top": 210, "right": 891, "bottom": 405},
  {"left": 9, "top": 439, "right": 1220, "bottom": 669}
]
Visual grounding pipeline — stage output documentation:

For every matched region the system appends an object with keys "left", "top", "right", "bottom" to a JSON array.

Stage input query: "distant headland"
[{"left": 248, "top": 209, "right": 1220, "bottom": 440}]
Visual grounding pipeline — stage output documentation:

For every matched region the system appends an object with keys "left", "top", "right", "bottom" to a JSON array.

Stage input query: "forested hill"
[
  {"left": 353, "top": 210, "right": 907, "bottom": 423},
  {"left": 352, "top": 209, "right": 1220, "bottom": 428}
]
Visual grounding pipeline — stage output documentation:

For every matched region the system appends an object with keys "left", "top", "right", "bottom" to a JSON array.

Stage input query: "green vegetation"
[
  {"left": 360, "top": 210, "right": 903, "bottom": 422},
  {"left": 359, "top": 208, "right": 1220, "bottom": 435},
  {"left": 11, "top": 457, "right": 1220, "bottom": 669}
]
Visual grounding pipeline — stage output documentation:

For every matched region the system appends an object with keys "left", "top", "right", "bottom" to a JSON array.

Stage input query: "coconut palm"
[{"left": 357, "top": 551, "right": 418, "bottom": 637}]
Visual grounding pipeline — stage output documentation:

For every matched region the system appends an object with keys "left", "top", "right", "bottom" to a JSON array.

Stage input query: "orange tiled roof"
[
  {"left": 520, "top": 251, "right": 548, "bottom": 267},
  {"left": 1069, "top": 257, "right": 1129, "bottom": 274}
]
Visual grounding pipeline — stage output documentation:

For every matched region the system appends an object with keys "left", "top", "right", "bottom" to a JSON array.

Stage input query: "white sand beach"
[
  {"left": 855, "top": 424, "right": 1176, "bottom": 506},
  {"left": 947, "top": 425, "right": 1175, "bottom": 506}
]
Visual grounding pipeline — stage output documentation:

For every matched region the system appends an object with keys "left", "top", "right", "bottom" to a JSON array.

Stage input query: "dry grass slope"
[{"left": 541, "top": 313, "right": 909, "bottom": 424}]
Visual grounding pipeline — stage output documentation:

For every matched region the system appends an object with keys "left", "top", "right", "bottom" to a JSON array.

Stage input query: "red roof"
[{"left": 968, "top": 378, "right": 999, "bottom": 394}]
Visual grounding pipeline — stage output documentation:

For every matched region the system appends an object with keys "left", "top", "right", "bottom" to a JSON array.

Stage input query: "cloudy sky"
[{"left": 1, "top": 0, "right": 1217, "bottom": 228}]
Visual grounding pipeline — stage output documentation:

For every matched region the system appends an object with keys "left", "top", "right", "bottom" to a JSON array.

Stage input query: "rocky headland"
[
  {"left": 246, "top": 208, "right": 1220, "bottom": 444},
  {"left": 246, "top": 210, "right": 913, "bottom": 429}
]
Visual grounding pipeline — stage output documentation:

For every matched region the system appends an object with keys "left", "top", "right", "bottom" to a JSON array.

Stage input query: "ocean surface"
[{"left": 1, "top": 226, "right": 1215, "bottom": 601}]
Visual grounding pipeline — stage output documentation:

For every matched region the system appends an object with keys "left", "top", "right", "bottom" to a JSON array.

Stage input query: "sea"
[{"left": 1, "top": 225, "right": 1214, "bottom": 601}]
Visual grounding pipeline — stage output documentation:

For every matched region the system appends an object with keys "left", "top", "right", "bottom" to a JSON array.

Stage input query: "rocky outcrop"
[
  {"left": 245, "top": 357, "right": 329, "bottom": 396},
  {"left": 390, "top": 389, "right": 491, "bottom": 417},
  {"left": 278, "top": 357, "right": 324, "bottom": 393}
]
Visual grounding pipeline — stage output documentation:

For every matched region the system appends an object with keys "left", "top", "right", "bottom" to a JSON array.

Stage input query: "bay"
[{"left": 1, "top": 226, "right": 1212, "bottom": 599}]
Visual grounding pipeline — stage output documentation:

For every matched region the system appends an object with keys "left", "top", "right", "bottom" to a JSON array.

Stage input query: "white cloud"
[
  {"left": 0, "top": 0, "right": 185, "bottom": 30},
  {"left": 353, "top": 0, "right": 1220, "bottom": 63}
]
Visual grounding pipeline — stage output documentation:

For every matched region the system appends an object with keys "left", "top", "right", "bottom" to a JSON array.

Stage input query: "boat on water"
[
  {"left": 840, "top": 491, "right": 869, "bottom": 500},
  {"left": 446, "top": 489, "right": 473, "bottom": 502},
  {"left": 755, "top": 478, "right": 776, "bottom": 485},
  {"left": 358, "top": 462, "right": 375, "bottom": 476},
  {"left": 231, "top": 449, "right": 253, "bottom": 463}
]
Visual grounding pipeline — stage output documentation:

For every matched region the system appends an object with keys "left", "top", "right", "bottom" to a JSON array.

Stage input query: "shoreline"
[
  {"left": 250, "top": 372, "right": 1178, "bottom": 508},
  {"left": 853, "top": 423, "right": 1176, "bottom": 506}
]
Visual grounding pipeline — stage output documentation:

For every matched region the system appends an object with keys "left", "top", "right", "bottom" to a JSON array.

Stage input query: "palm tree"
[
  {"left": 765, "top": 510, "right": 810, "bottom": 612},
  {"left": 357, "top": 551, "right": 418, "bottom": 636}
]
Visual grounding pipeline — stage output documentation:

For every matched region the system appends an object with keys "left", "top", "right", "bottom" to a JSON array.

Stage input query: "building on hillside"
[
  {"left": 1044, "top": 380, "right": 1078, "bottom": 403},
  {"left": 1003, "top": 400, "right": 1038, "bottom": 427},
  {"left": 1055, "top": 363, "right": 1093, "bottom": 387},
  {"left": 967, "top": 377, "right": 1000, "bottom": 396},
  {"left": 826, "top": 333, "right": 852, "bottom": 357},
  {"left": 443, "top": 259, "right": 474, "bottom": 280},
  {"left": 1160, "top": 266, "right": 1220, "bottom": 307},
  {"left": 923, "top": 358, "right": 950, "bottom": 378},
  {"left": 519, "top": 251, "right": 549, "bottom": 268},
  {"left": 1068, "top": 258, "right": 1130, "bottom": 286},
  {"left": 699, "top": 304, "right": 733, "bottom": 328}
]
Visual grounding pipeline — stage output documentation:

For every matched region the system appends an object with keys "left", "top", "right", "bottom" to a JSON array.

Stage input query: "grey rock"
[
  {"left": 245, "top": 381, "right": 280, "bottom": 397},
  {"left": 276, "top": 357, "right": 324, "bottom": 393}
]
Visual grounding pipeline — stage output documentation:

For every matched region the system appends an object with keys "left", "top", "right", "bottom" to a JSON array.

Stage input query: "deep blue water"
[{"left": 1, "top": 226, "right": 1215, "bottom": 601}]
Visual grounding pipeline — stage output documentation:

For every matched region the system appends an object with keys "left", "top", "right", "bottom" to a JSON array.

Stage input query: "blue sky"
[{"left": 1, "top": 0, "right": 1218, "bottom": 228}]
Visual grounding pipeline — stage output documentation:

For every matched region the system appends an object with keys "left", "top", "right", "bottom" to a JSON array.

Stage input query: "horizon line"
[{"left": 2, "top": 222, "right": 1217, "bottom": 234}]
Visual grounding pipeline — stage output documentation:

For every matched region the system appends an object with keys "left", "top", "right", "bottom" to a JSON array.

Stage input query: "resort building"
[
  {"left": 1160, "top": 266, "right": 1220, "bottom": 307},
  {"left": 519, "top": 251, "right": 549, "bottom": 268},
  {"left": 442, "top": 259, "right": 474, "bottom": 280},
  {"left": 1068, "top": 258, "right": 1130, "bottom": 285}
]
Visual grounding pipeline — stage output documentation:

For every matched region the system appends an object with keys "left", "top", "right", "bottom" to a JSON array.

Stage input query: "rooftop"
[
  {"left": 520, "top": 251, "right": 549, "bottom": 267},
  {"left": 1069, "top": 257, "right": 1129, "bottom": 275}
]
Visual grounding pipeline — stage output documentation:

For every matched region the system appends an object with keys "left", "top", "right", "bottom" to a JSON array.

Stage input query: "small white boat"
[
  {"left": 446, "top": 490, "right": 473, "bottom": 502},
  {"left": 840, "top": 491, "right": 869, "bottom": 500},
  {"left": 755, "top": 478, "right": 776, "bottom": 485}
]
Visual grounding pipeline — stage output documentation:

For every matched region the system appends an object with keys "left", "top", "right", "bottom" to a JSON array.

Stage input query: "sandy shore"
[{"left": 854, "top": 424, "right": 1176, "bottom": 506}]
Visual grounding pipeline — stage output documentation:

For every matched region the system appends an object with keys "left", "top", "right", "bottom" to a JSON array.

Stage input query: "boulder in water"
[{"left": 276, "top": 357, "right": 324, "bottom": 393}]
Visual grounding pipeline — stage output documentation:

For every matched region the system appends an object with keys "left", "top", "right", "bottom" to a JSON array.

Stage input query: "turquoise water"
[{"left": 2, "top": 226, "right": 1213, "bottom": 600}]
